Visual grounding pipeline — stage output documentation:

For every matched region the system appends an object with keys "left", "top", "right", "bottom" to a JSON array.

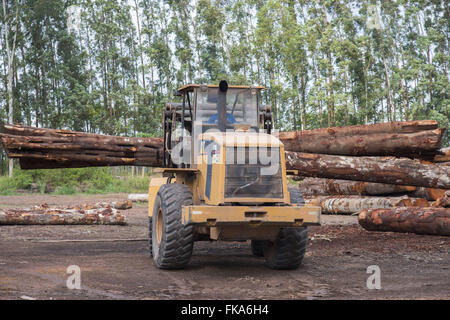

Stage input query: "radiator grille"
[{"left": 225, "top": 147, "right": 283, "bottom": 199}]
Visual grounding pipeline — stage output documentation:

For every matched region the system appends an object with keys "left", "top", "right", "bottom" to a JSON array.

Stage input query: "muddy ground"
[{"left": 0, "top": 193, "right": 448, "bottom": 300}]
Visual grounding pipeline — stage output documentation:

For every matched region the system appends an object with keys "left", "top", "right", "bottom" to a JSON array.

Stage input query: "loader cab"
[
  {"left": 163, "top": 82, "right": 272, "bottom": 168},
  {"left": 195, "top": 84, "right": 260, "bottom": 131}
]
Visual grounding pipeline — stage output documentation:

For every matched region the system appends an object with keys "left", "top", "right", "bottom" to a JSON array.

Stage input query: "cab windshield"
[{"left": 196, "top": 87, "right": 259, "bottom": 128}]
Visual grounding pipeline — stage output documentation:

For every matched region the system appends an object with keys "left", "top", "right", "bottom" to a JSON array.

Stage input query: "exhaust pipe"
[{"left": 216, "top": 80, "right": 228, "bottom": 132}]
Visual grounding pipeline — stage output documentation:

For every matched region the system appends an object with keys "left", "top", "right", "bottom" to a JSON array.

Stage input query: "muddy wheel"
[
  {"left": 251, "top": 240, "right": 266, "bottom": 257},
  {"left": 152, "top": 184, "right": 194, "bottom": 269},
  {"left": 263, "top": 187, "right": 308, "bottom": 270},
  {"left": 263, "top": 227, "right": 308, "bottom": 270}
]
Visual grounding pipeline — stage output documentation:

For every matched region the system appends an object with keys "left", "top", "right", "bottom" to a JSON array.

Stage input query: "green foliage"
[{"left": 0, "top": 167, "right": 149, "bottom": 195}]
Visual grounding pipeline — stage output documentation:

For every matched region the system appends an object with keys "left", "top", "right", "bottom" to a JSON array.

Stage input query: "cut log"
[
  {"left": 0, "top": 124, "right": 163, "bottom": 169},
  {"left": 410, "top": 198, "right": 430, "bottom": 207},
  {"left": 434, "top": 198, "right": 450, "bottom": 208},
  {"left": 286, "top": 152, "right": 450, "bottom": 189},
  {"left": 8, "top": 150, "right": 158, "bottom": 167},
  {"left": 358, "top": 207, "right": 450, "bottom": 236},
  {"left": 304, "top": 195, "right": 413, "bottom": 214},
  {"left": 3, "top": 124, "right": 157, "bottom": 145},
  {"left": 433, "top": 191, "right": 450, "bottom": 208},
  {"left": 0, "top": 205, "right": 126, "bottom": 225},
  {"left": 2, "top": 124, "right": 162, "bottom": 148},
  {"left": 298, "top": 177, "right": 416, "bottom": 197},
  {"left": 412, "top": 187, "right": 447, "bottom": 201},
  {"left": 433, "top": 147, "right": 450, "bottom": 162},
  {"left": 72, "top": 201, "right": 133, "bottom": 210},
  {"left": 128, "top": 194, "right": 149, "bottom": 202},
  {"left": 278, "top": 121, "right": 443, "bottom": 157}
]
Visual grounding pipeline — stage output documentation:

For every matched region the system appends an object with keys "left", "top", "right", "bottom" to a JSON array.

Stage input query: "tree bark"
[
  {"left": 432, "top": 191, "right": 450, "bottom": 208},
  {"left": 278, "top": 122, "right": 444, "bottom": 157},
  {"left": 412, "top": 187, "right": 447, "bottom": 201},
  {"left": 434, "top": 148, "right": 450, "bottom": 162},
  {"left": 358, "top": 207, "right": 450, "bottom": 236},
  {"left": 411, "top": 198, "right": 430, "bottom": 207},
  {"left": 286, "top": 152, "right": 450, "bottom": 189},
  {"left": 76, "top": 201, "right": 133, "bottom": 210},
  {"left": 305, "top": 195, "right": 413, "bottom": 214},
  {"left": 279, "top": 120, "right": 438, "bottom": 137},
  {"left": 299, "top": 177, "right": 416, "bottom": 197}
]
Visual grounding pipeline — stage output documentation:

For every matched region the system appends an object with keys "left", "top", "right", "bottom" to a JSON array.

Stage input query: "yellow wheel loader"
[{"left": 148, "top": 80, "right": 321, "bottom": 269}]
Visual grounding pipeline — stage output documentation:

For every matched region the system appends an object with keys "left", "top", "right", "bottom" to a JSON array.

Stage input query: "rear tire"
[
  {"left": 263, "top": 227, "right": 308, "bottom": 269},
  {"left": 152, "top": 184, "right": 194, "bottom": 269},
  {"left": 263, "top": 187, "right": 308, "bottom": 270}
]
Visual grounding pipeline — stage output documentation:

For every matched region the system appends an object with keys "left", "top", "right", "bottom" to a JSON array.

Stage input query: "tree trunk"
[
  {"left": 3, "top": 0, "right": 18, "bottom": 177},
  {"left": 358, "top": 207, "right": 450, "bottom": 236},
  {"left": 299, "top": 177, "right": 416, "bottom": 197},
  {"left": 305, "top": 195, "right": 413, "bottom": 214},
  {"left": 278, "top": 121, "right": 443, "bottom": 157},
  {"left": 0, "top": 205, "right": 126, "bottom": 225},
  {"left": 383, "top": 59, "right": 394, "bottom": 121},
  {"left": 286, "top": 151, "right": 450, "bottom": 189}
]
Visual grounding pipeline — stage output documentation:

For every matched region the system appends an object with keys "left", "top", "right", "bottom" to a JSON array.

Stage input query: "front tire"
[
  {"left": 263, "top": 187, "right": 308, "bottom": 269},
  {"left": 152, "top": 184, "right": 194, "bottom": 269}
]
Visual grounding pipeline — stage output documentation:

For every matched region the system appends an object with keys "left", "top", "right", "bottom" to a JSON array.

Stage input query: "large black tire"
[
  {"left": 152, "top": 184, "right": 194, "bottom": 269},
  {"left": 263, "top": 187, "right": 308, "bottom": 270}
]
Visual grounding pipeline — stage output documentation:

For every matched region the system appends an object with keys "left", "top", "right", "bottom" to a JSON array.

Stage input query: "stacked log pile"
[
  {"left": 285, "top": 120, "right": 449, "bottom": 236},
  {"left": 0, "top": 202, "right": 130, "bottom": 225},
  {"left": 301, "top": 181, "right": 449, "bottom": 236},
  {"left": 282, "top": 120, "right": 449, "bottom": 188},
  {"left": 0, "top": 124, "right": 163, "bottom": 169}
]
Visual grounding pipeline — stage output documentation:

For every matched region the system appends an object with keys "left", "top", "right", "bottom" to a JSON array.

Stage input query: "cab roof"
[{"left": 177, "top": 84, "right": 267, "bottom": 92}]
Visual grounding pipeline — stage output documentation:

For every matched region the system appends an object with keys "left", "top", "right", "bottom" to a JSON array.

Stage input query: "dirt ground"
[{"left": 0, "top": 193, "right": 449, "bottom": 300}]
